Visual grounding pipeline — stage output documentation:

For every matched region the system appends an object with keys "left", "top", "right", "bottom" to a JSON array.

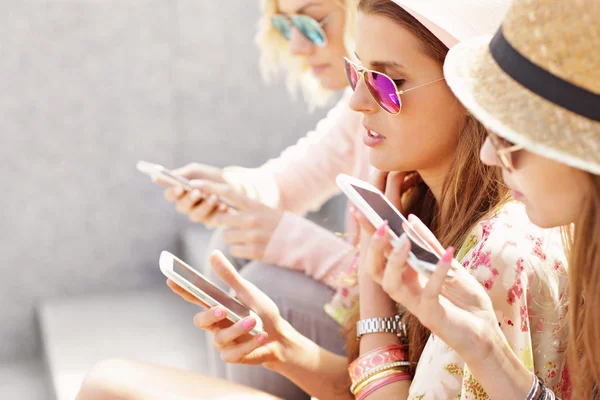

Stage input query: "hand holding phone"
[
  {"left": 337, "top": 174, "right": 452, "bottom": 277},
  {"left": 137, "top": 161, "right": 237, "bottom": 210},
  {"left": 160, "top": 251, "right": 264, "bottom": 336}
]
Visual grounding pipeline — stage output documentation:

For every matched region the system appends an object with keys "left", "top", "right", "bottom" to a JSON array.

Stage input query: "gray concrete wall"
[{"left": 0, "top": 0, "right": 329, "bottom": 362}]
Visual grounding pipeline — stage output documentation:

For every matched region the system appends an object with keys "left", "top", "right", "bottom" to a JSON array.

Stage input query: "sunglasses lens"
[
  {"left": 344, "top": 59, "right": 359, "bottom": 90},
  {"left": 291, "top": 15, "right": 326, "bottom": 46},
  {"left": 271, "top": 16, "right": 291, "bottom": 40},
  {"left": 365, "top": 71, "right": 401, "bottom": 114}
]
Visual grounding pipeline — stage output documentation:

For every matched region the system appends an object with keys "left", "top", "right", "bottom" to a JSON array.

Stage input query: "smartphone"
[
  {"left": 137, "top": 161, "right": 237, "bottom": 210},
  {"left": 159, "top": 251, "right": 263, "bottom": 336},
  {"left": 336, "top": 174, "right": 450, "bottom": 276}
]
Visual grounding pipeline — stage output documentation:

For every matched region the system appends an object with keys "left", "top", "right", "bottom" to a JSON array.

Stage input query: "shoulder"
[{"left": 462, "top": 201, "right": 568, "bottom": 293}]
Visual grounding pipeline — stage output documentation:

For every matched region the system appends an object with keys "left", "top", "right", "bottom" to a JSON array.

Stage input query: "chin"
[
  {"left": 368, "top": 149, "right": 401, "bottom": 172},
  {"left": 319, "top": 74, "right": 348, "bottom": 92},
  {"left": 524, "top": 204, "right": 562, "bottom": 229}
]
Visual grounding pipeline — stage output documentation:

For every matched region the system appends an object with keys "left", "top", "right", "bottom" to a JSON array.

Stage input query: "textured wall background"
[{"left": 0, "top": 0, "right": 330, "bottom": 362}]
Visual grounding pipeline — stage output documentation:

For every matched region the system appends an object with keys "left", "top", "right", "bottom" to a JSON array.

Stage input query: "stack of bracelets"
[
  {"left": 348, "top": 344, "right": 411, "bottom": 399},
  {"left": 525, "top": 374, "right": 559, "bottom": 400}
]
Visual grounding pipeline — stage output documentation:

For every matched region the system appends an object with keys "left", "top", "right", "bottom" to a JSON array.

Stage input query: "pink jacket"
[{"left": 222, "top": 90, "right": 369, "bottom": 289}]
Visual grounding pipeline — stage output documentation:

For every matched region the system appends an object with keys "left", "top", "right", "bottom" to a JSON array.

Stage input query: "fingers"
[
  {"left": 423, "top": 247, "right": 454, "bottom": 299},
  {"left": 170, "top": 163, "right": 208, "bottom": 180},
  {"left": 384, "top": 171, "right": 408, "bottom": 209},
  {"left": 219, "top": 333, "right": 268, "bottom": 364},
  {"left": 369, "top": 170, "right": 390, "bottom": 192},
  {"left": 192, "top": 306, "right": 230, "bottom": 333},
  {"left": 188, "top": 194, "right": 220, "bottom": 223},
  {"left": 407, "top": 214, "right": 445, "bottom": 256},
  {"left": 175, "top": 190, "right": 204, "bottom": 214},
  {"left": 351, "top": 207, "right": 376, "bottom": 235},
  {"left": 166, "top": 279, "right": 207, "bottom": 307},
  {"left": 366, "top": 221, "right": 391, "bottom": 284},
  {"left": 209, "top": 251, "right": 250, "bottom": 296},
  {"left": 196, "top": 181, "right": 249, "bottom": 211},
  {"left": 165, "top": 186, "right": 187, "bottom": 202},
  {"left": 381, "top": 235, "right": 421, "bottom": 300},
  {"left": 211, "top": 316, "right": 259, "bottom": 349}
]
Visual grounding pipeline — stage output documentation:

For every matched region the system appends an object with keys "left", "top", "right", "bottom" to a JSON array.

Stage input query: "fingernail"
[
  {"left": 376, "top": 220, "right": 388, "bottom": 237},
  {"left": 209, "top": 194, "right": 218, "bottom": 203},
  {"left": 242, "top": 317, "right": 255, "bottom": 330},
  {"left": 257, "top": 334, "right": 267, "bottom": 344},
  {"left": 173, "top": 187, "right": 184, "bottom": 196},
  {"left": 190, "top": 190, "right": 202, "bottom": 201},
  {"left": 213, "top": 308, "right": 224, "bottom": 318},
  {"left": 442, "top": 247, "right": 454, "bottom": 263}
]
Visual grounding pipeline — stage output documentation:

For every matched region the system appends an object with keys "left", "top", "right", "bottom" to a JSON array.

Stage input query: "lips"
[
  {"left": 311, "top": 64, "right": 329, "bottom": 75},
  {"left": 363, "top": 126, "right": 386, "bottom": 147}
]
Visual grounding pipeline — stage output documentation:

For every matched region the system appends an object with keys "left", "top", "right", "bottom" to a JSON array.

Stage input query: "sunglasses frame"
[
  {"left": 488, "top": 133, "right": 524, "bottom": 172},
  {"left": 271, "top": 14, "right": 330, "bottom": 47},
  {"left": 344, "top": 57, "right": 445, "bottom": 115}
]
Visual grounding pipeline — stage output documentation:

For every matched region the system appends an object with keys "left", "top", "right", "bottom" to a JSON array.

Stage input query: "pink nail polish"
[
  {"left": 442, "top": 247, "right": 454, "bottom": 263},
  {"left": 213, "top": 309, "right": 224, "bottom": 318},
  {"left": 257, "top": 334, "right": 267, "bottom": 344},
  {"left": 242, "top": 317, "right": 255, "bottom": 330},
  {"left": 376, "top": 220, "right": 388, "bottom": 237}
]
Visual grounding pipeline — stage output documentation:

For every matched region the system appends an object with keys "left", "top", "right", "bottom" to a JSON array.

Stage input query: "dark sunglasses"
[
  {"left": 271, "top": 14, "right": 329, "bottom": 47},
  {"left": 344, "top": 57, "right": 445, "bottom": 114}
]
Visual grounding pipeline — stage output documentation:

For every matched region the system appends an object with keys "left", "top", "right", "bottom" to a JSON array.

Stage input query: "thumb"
[{"left": 209, "top": 250, "right": 259, "bottom": 307}]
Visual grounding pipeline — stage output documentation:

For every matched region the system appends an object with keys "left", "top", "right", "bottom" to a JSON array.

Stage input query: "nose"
[
  {"left": 480, "top": 136, "right": 502, "bottom": 167},
  {"left": 349, "top": 76, "right": 378, "bottom": 115},
  {"left": 288, "top": 27, "right": 315, "bottom": 56}
]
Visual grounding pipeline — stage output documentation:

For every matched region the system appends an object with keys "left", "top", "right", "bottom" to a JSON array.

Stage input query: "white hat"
[
  {"left": 444, "top": 0, "right": 600, "bottom": 175},
  {"left": 392, "top": 0, "right": 511, "bottom": 48}
]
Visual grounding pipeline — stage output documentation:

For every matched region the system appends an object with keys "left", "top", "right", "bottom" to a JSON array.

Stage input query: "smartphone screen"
[
  {"left": 350, "top": 184, "right": 439, "bottom": 264},
  {"left": 172, "top": 258, "right": 252, "bottom": 318}
]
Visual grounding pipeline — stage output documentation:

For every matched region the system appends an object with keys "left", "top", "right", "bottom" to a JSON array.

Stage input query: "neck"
[{"left": 417, "top": 167, "right": 448, "bottom": 204}]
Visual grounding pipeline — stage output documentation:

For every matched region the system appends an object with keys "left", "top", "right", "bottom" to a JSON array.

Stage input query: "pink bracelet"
[
  {"left": 355, "top": 371, "right": 412, "bottom": 400},
  {"left": 348, "top": 344, "right": 408, "bottom": 382}
]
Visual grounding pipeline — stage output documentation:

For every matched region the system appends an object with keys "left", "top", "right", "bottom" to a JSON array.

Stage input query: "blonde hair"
[{"left": 255, "top": 0, "right": 356, "bottom": 109}]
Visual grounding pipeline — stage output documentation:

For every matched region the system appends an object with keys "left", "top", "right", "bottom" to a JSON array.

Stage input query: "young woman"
[
  {"left": 365, "top": 0, "right": 599, "bottom": 398},
  {"left": 75, "top": 1, "right": 566, "bottom": 399}
]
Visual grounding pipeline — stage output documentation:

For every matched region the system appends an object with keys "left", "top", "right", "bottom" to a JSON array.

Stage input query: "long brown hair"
[
  {"left": 567, "top": 174, "right": 600, "bottom": 398},
  {"left": 346, "top": 0, "right": 509, "bottom": 370}
]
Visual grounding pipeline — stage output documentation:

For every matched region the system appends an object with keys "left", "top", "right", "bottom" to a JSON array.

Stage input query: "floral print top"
[{"left": 325, "top": 201, "right": 570, "bottom": 399}]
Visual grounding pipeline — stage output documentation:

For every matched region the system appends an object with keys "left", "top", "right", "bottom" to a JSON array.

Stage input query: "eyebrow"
[{"left": 354, "top": 52, "right": 405, "bottom": 69}]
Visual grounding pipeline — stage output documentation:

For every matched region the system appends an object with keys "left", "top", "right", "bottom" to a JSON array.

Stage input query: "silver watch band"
[{"left": 356, "top": 314, "right": 407, "bottom": 340}]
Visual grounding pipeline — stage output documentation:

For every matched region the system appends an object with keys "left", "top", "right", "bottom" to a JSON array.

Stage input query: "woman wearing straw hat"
[{"left": 366, "top": 0, "right": 600, "bottom": 398}]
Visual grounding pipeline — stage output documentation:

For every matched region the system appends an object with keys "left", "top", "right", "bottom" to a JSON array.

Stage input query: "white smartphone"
[
  {"left": 137, "top": 161, "right": 237, "bottom": 210},
  {"left": 336, "top": 174, "right": 450, "bottom": 276},
  {"left": 159, "top": 251, "right": 264, "bottom": 336}
]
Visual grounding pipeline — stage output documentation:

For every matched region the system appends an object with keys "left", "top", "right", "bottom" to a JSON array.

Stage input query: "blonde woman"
[{"left": 148, "top": 0, "right": 365, "bottom": 398}]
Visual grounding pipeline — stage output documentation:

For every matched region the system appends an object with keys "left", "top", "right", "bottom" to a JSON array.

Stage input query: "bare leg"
[{"left": 76, "top": 359, "right": 283, "bottom": 400}]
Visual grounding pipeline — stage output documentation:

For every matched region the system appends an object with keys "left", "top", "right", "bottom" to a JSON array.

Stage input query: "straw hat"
[
  {"left": 392, "top": 0, "right": 512, "bottom": 48},
  {"left": 444, "top": 0, "right": 600, "bottom": 175}
]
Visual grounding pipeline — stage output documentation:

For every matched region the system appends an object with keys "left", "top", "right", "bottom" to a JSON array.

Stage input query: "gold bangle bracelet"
[
  {"left": 350, "top": 361, "right": 410, "bottom": 394},
  {"left": 352, "top": 368, "right": 407, "bottom": 395}
]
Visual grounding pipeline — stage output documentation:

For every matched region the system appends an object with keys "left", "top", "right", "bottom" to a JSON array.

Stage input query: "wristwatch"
[{"left": 356, "top": 314, "right": 407, "bottom": 341}]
